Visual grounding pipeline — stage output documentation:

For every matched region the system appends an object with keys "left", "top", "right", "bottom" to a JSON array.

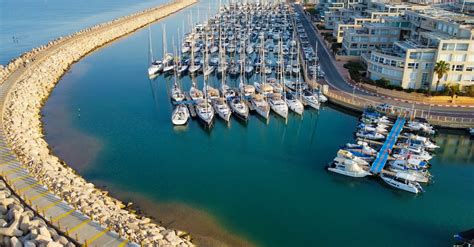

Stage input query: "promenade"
[
  {"left": 294, "top": 4, "right": 474, "bottom": 129},
  {"left": 0, "top": 0, "right": 197, "bottom": 245}
]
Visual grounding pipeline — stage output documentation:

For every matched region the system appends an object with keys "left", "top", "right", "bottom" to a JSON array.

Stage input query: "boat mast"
[
  {"left": 148, "top": 26, "right": 154, "bottom": 64},
  {"left": 162, "top": 24, "right": 167, "bottom": 58}
]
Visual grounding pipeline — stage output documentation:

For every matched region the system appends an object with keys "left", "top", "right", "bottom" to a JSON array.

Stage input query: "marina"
[
  {"left": 327, "top": 106, "right": 440, "bottom": 194},
  {"left": 1, "top": 0, "right": 473, "bottom": 246},
  {"left": 147, "top": 1, "right": 326, "bottom": 127}
]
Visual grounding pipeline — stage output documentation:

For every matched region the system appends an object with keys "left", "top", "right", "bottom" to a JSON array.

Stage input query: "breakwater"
[{"left": 0, "top": 0, "right": 197, "bottom": 245}]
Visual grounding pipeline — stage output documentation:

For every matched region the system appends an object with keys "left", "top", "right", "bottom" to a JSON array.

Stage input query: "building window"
[
  {"left": 455, "top": 43, "right": 469, "bottom": 51},
  {"left": 407, "top": 63, "right": 419, "bottom": 69},
  {"left": 421, "top": 73, "right": 429, "bottom": 83},
  {"left": 442, "top": 43, "right": 455, "bottom": 51},
  {"left": 452, "top": 65, "right": 464, "bottom": 71}
]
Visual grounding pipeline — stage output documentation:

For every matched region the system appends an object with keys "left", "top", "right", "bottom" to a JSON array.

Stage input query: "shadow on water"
[{"left": 373, "top": 214, "right": 453, "bottom": 247}]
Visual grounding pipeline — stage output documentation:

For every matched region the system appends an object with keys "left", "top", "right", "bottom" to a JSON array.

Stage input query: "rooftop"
[{"left": 410, "top": 8, "right": 474, "bottom": 28}]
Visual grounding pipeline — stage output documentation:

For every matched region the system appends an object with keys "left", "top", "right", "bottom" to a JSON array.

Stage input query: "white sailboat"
[
  {"left": 212, "top": 97, "right": 232, "bottom": 122},
  {"left": 171, "top": 104, "right": 190, "bottom": 125},
  {"left": 196, "top": 79, "right": 215, "bottom": 127},
  {"left": 147, "top": 26, "right": 163, "bottom": 76},
  {"left": 250, "top": 94, "right": 270, "bottom": 120},
  {"left": 268, "top": 93, "right": 288, "bottom": 119}
]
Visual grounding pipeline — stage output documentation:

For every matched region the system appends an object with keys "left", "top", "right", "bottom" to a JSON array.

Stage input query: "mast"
[
  {"left": 148, "top": 26, "right": 154, "bottom": 64},
  {"left": 162, "top": 24, "right": 167, "bottom": 58}
]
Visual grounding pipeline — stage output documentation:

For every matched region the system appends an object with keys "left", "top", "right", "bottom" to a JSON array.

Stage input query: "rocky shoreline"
[
  {"left": 0, "top": 0, "right": 197, "bottom": 245},
  {"left": 0, "top": 179, "right": 75, "bottom": 247}
]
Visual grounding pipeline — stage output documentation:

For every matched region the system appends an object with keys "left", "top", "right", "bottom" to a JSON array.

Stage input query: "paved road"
[{"left": 294, "top": 4, "right": 474, "bottom": 120}]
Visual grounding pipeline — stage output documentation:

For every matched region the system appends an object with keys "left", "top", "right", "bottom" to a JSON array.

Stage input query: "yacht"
[
  {"left": 206, "top": 85, "right": 220, "bottom": 100},
  {"left": 389, "top": 158, "right": 430, "bottom": 171},
  {"left": 336, "top": 149, "right": 369, "bottom": 166},
  {"left": 196, "top": 101, "right": 215, "bottom": 127},
  {"left": 148, "top": 61, "right": 163, "bottom": 76},
  {"left": 171, "top": 83, "right": 185, "bottom": 102},
  {"left": 387, "top": 167, "right": 431, "bottom": 183},
  {"left": 254, "top": 82, "right": 274, "bottom": 97},
  {"left": 212, "top": 98, "right": 232, "bottom": 122},
  {"left": 406, "top": 121, "right": 436, "bottom": 135},
  {"left": 239, "top": 83, "right": 256, "bottom": 97},
  {"left": 380, "top": 172, "right": 424, "bottom": 194},
  {"left": 327, "top": 159, "right": 371, "bottom": 178},
  {"left": 285, "top": 92, "right": 304, "bottom": 115},
  {"left": 189, "top": 83, "right": 204, "bottom": 101},
  {"left": 250, "top": 94, "right": 270, "bottom": 119},
  {"left": 229, "top": 96, "right": 249, "bottom": 121},
  {"left": 356, "top": 131, "right": 385, "bottom": 140},
  {"left": 302, "top": 90, "right": 320, "bottom": 109},
  {"left": 268, "top": 93, "right": 288, "bottom": 119},
  {"left": 188, "top": 63, "right": 202, "bottom": 74},
  {"left": 171, "top": 104, "right": 190, "bottom": 126}
]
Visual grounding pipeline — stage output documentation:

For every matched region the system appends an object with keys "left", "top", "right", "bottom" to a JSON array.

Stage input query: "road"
[{"left": 293, "top": 4, "right": 474, "bottom": 120}]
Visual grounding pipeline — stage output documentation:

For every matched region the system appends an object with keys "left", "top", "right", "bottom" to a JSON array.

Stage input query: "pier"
[{"left": 369, "top": 117, "right": 406, "bottom": 174}]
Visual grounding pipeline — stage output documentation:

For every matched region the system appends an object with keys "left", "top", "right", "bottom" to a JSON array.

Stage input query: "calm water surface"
[
  {"left": 0, "top": 0, "right": 167, "bottom": 64},
  {"left": 12, "top": 0, "right": 474, "bottom": 246}
]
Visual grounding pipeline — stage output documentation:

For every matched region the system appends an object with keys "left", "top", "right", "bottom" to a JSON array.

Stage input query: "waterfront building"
[
  {"left": 363, "top": 8, "right": 474, "bottom": 90},
  {"left": 342, "top": 22, "right": 401, "bottom": 56}
]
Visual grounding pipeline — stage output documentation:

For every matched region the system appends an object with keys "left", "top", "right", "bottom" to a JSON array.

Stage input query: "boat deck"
[{"left": 370, "top": 117, "right": 406, "bottom": 174}]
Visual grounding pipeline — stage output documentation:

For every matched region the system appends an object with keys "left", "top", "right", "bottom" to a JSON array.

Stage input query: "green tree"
[
  {"left": 446, "top": 83, "right": 461, "bottom": 99},
  {"left": 433, "top": 60, "right": 450, "bottom": 92}
]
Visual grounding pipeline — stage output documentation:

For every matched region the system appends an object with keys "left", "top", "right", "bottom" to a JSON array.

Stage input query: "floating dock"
[
  {"left": 185, "top": 94, "right": 197, "bottom": 118},
  {"left": 369, "top": 117, "right": 406, "bottom": 174}
]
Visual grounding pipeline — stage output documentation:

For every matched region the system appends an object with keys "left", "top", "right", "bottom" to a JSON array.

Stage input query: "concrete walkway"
[{"left": 0, "top": 86, "right": 135, "bottom": 246}]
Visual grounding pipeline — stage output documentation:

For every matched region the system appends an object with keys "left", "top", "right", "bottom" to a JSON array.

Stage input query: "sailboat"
[
  {"left": 162, "top": 25, "right": 175, "bottom": 74},
  {"left": 196, "top": 77, "right": 215, "bottom": 127},
  {"left": 230, "top": 55, "right": 249, "bottom": 121},
  {"left": 189, "top": 77, "right": 204, "bottom": 101},
  {"left": 171, "top": 104, "right": 190, "bottom": 125},
  {"left": 253, "top": 37, "right": 274, "bottom": 97},
  {"left": 147, "top": 26, "right": 163, "bottom": 76},
  {"left": 268, "top": 93, "right": 288, "bottom": 119},
  {"left": 171, "top": 46, "right": 185, "bottom": 102},
  {"left": 285, "top": 40, "right": 304, "bottom": 115},
  {"left": 250, "top": 94, "right": 270, "bottom": 120},
  {"left": 188, "top": 37, "right": 201, "bottom": 74}
]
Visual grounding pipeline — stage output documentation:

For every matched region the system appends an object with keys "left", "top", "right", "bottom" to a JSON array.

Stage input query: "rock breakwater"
[{"left": 0, "top": 0, "right": 197, "bottom": 245}]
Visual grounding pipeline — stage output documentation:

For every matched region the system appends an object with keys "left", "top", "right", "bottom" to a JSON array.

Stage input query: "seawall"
[{"left": 0, "top": 0, "right": 197, "bottom": 246}]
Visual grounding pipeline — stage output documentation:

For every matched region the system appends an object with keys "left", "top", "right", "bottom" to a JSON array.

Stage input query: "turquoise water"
[
  {"left": 8, "top": 0, "right": 472, "bottom": 246},
  {"left": 0, "top": 0, "right": 168, "bottom": 64}
]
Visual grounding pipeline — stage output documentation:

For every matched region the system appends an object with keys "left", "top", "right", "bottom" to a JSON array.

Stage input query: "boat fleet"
[
  {"left": 327, "top": 107, "right": 439, "bottom": 194},
  {"left": 147, "top": 2, "right": 327, "bottom": 127}
]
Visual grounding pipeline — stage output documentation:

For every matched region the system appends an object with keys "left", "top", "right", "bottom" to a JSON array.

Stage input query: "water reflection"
[{"left": 434, "top": 131, "right": 474, "bottom": 164}]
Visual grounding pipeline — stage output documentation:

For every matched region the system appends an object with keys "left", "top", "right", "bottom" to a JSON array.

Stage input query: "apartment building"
[
  {"left": 342, "top": 23, "right": 401, "bottom": 56},
  {"left": 363, "top": 8, "right": 474, "bottom": 90}
]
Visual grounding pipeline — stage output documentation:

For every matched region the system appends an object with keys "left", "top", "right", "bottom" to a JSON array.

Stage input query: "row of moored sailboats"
[{"left": 148, "top": 2, "right": 327, "bottom": 127}]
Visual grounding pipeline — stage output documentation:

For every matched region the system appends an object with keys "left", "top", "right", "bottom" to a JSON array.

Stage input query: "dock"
[
  {"left": 185, "top": 94, "right": 197, "bottom": 118},
  {"left": 369, "top": 117, "right": 406, "bottom": 174}
]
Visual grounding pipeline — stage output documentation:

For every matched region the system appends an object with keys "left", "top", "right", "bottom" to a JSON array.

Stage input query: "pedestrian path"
[{"left": 0, "top": 88, "right": 136, "bottom": 247}]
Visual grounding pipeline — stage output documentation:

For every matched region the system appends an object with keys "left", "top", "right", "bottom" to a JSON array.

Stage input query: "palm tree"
[{"left": 433, "top": 60, "right": 450, "bottom": 92}]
